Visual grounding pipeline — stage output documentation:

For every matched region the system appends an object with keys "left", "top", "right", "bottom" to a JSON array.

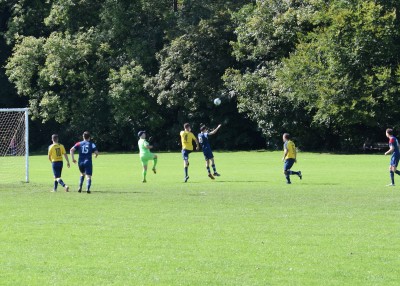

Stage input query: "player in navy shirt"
[
  {"left": 384, "top": 128, "right": 400, "bottom": 186},
  {"left": 70, "top": 131, "right": 99, "bottom": 193},
  {"left": 198, "top": 124, "right": 221, "bottom": 180}
]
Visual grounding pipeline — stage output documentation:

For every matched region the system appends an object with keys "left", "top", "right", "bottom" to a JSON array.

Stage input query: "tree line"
[{"left": 1, "top": 0, "right": 399, "bottom": 152}]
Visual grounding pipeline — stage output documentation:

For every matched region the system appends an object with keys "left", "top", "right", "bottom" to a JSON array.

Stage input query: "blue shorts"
[
  {"left": 284, "top": 158, "right": 295, "bottom": 171},
  {"left": 203, "top": 150, "right": 214, "bottom": 160},
  {"left": 79, "top": 160, "right": 93, "bottom": 176},
  {"left": 52, "top": 161, "right": 63, "bottom": 178},
  {"left": 390, "top": 154, "right": 399, "bottom": 167},
  {"left": 182, "top": 149, "right": 192, "bottom": 161}
]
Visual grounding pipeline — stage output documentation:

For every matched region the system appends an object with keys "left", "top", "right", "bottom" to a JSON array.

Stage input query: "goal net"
[{"left": 0, "top": 108, "right": 29, "bottom": 183}]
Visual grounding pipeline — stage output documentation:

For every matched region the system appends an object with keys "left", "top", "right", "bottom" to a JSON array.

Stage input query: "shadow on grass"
[
  {"left": 298, "top": 182, "right": 340, "bottom": 186},
  {"left": 187, "top": 192, "right": 208, "bottom": 196},
  {"left": 86, "top": 190, "right": 151, "bottom": 194},
  {"left": 212, "top": 180, "right": 270, "bottom": 183},
  {"left": 178, "top": 181, "right": 270, "bottom": 184}
]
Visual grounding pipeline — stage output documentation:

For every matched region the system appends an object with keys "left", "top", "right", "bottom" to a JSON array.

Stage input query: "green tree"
[
  {"left": 108, "top": 61, "right": 164, "bottom": 149},
  {"left": 1, "top": 0, "right": 51, "bottom": 45},
  {"left": 224, "top": 0, "right": 321, "bottom": 148},
  {"left": 4, "top": 0, "right": 174, "bottom": 149},
  {"left": 98, "top": 0, "right": 174, "bottom": 73},
  {"left": 0, "top": 4, "right": 23, "bottom": 107},
  {"left": 146, "top": 4, "right": 264, "bottom": 149},
  {"left": 278, "top": 1, "right": 400, "bottom": 148},
  {"left": 6, "top": 31, "right": 112, "bottom": 144},
  {"left": 4, "top": 0, "right": 263, "bottom": 150}
]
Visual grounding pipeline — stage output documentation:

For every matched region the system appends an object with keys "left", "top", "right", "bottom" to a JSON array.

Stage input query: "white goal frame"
[{"left": 0, "top": 108, "right": 29, "bottom": 182}]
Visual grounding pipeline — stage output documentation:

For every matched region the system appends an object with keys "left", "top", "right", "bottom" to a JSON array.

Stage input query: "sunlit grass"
[{"left": 0, "top": 151, "right": 399, "bottom": 285}]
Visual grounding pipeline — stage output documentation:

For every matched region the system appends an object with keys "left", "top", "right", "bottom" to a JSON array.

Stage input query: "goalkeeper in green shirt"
[{"left": 138, "top": 131, "right": 158, "bottom": 182}]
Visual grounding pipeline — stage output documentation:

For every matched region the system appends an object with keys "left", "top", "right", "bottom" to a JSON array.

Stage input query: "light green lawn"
[{"left": 0, "top": 151, "right": 399, "bottom": 285}]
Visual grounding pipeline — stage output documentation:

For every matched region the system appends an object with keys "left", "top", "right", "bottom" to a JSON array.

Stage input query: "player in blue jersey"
[
  {"left": 384, "top": 128, "right": 400, "bottom": 186},
  {"left": 198, "top": 124, "right": 222, "bottom": 180},
  {"left": 70, "top": 131, "right": 99, "bottom": 193}
]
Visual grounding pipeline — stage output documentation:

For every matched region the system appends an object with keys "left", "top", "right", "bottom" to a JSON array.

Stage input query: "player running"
[
  {"left": 70, "top": 131, "right": 99, "bottom": 193},
  {"left": 198, "top": 124, "right": 222, "bottom": 180},
  {"left": 180, "top": 123, "right": 199, "bottom": 182},
  {"left": 282, "top": 133, "right": 302, "bottom": 184},
  {"left": 48, "top": 134, "right": 70, "bottom": 192},
  {"left": 384, "top": 128, "right": 400, "bottom": 186},
  {"left": 138, "top": 131, "right": 158, "bottom": 183}
]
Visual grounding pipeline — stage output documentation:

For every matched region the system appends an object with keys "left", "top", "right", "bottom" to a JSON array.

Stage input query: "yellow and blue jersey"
[
  {"left": 284, "top": 140, "right": 296, "bottom": 160},
  {"left": 48, "top": 143, "right": 66, "bottom": 162},
  {"left": 180, "top": 131, "right": 196, "bottom": 151}
]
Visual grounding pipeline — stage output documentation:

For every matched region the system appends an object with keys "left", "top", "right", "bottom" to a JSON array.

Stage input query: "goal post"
[{"left": 0, "top": 108, "right": 29, "bottom": 183}]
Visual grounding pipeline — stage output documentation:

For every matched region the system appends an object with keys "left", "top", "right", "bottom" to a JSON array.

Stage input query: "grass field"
[{"left": 0, "top": 151, "right": 399, "bottom": 285}]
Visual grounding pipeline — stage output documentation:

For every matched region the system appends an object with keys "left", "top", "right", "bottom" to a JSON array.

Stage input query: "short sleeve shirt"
[
  {"left": 48, "top": 143, "right": 66, "bottom": 162},
  {"left": 180, "top": 131, "right": 197, "bottom": 151},
  {"left": 284, "top": 140, "right": 296, "bottom": 159}
]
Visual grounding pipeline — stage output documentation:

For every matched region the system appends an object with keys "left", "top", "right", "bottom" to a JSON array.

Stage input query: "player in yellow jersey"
[
  {"left": 180, "top": 123, "right": 199, "bottom": 182},
  {"left": 282, "top": 133, "right": 302, "bottom": 184},
  {"left": 48, "top": 134, "right": 70, "bottom": 192}
]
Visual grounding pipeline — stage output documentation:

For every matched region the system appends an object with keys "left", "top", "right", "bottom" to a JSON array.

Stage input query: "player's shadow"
[
  {"left": 300, "top": 183, "right": 339, "bottom": 186},
  {"left": 213, "top": 180, "right": 270, "bottom": 183},
  {"left": 94, "top": 190, "right": 150, "bottom": 194}
]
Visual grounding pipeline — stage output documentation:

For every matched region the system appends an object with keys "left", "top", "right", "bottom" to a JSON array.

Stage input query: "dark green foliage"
[
  {"left": 225, "top": 0, "right": 400, "bottom": 150},
  {"left": 224, "top": 0, "right": 322, "bottom": 149},
  {"left": 145, "top": 6, "right": 263, "bottom": 149},
  {"left": 278, "top": 1, "right": 400, "bottom": 149},
  {"left": 2, "top": 0, "right": 400, "bottom": 151}
]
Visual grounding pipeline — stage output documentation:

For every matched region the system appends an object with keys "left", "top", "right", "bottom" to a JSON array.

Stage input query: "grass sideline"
[{"left": 0, "top": 151, "right": 399, "bottom": 285}]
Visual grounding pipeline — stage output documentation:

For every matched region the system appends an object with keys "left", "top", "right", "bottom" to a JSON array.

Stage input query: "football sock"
[
  {"left": 87, "top": 179, "right": 92, "bottom": 191},
  {"left": 153, "top": 158, "right": 158, "bottom": 169},
  {"left": 143, "top": 169, "right": 147, "bottom": 180},
  {"left": 57, "top": 178, "right": 66, "bottom": 187},
  {"left": 212, "top": 164, "right": 216, "bottom": 173},
  {"left": 54, "top": 180, "right": 58, "bottom": 190},
  {"left": 207, "top": 166, "right": 211, "bottom": 174},
  {"left": 79, "top": 176, "right": 84, "bottom": 189},
  {"left": 285, "top": 175, "right": 291, "bottom": 183},
  {"left": 390, "top": 171, "right": 395, "bottom": 184},
  {"left": 395, "top": 170, "right": 400, "bottom": 176},
  {"left": 184, "top": 167, "right": 188, "bottom": 177},
  {"left": 291, "top": 171, "right": 299, "bottom": 175}
]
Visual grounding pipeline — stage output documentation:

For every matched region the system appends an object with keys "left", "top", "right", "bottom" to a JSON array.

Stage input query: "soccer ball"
[{"left": 214, "top": 98, "right": 221, "bottom": 106}]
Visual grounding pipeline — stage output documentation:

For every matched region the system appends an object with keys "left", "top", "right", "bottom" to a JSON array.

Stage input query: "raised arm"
[{"left": 209, "top": 124, "right": 222, "bottom": 136}]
